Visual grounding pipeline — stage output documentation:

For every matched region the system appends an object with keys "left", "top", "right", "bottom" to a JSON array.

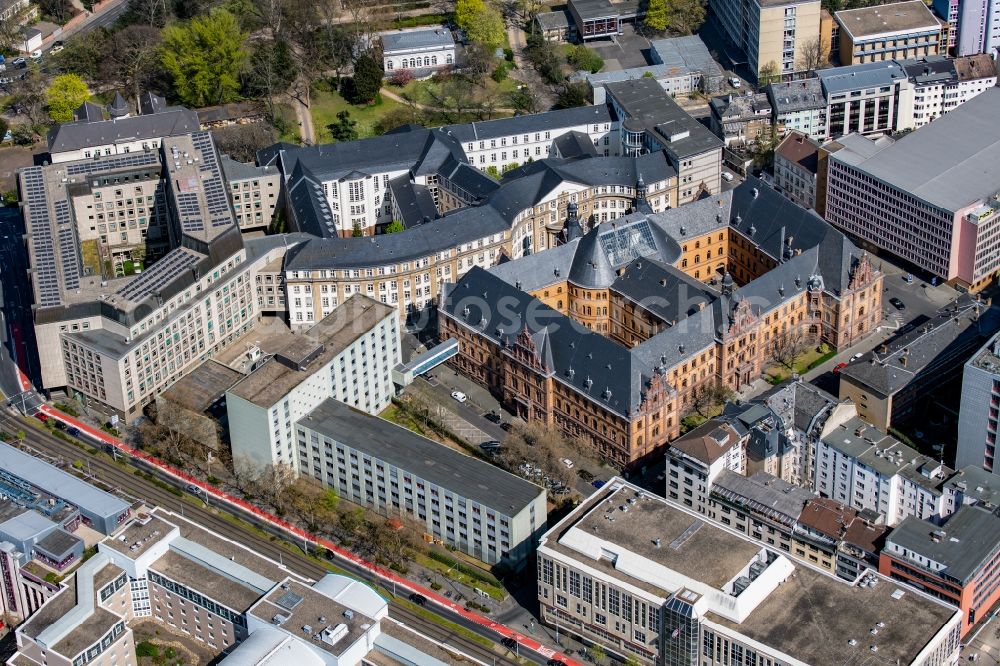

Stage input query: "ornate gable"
[
  {"left": 848, "top": 253, "right": 876, "bottom": 291},
  {"left": 727, "top": 297, "right": 758, "bottom": 338}
]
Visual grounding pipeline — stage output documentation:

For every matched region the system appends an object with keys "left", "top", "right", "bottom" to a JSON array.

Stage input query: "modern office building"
[
  {"left": 294, "top": 398, "right": 547, "bottom": 568},
  {"left": 823, "top": 88, "right": 1000, "bottom": 288},
  {"left": 709, "top": 0, "right": 822, "bottom": 79},
  {"left": 773, "top": 130, "right": 821, "bottom": 209},
  {"left": 836, "top": 1, "right": 942, "bottom": 64},
  {"left": 817, "top": 61, "right": 912, "bottom": 137},
  {"left": 838, "top": 295, "right": 1000, "bottom": 428},
  {"left": 536, "top": 477, "right": 962, "bottom": 666},
  {"left": 20, "top": 126, "right": 299, "bottom": 421},
  {"left": 226, "top": 294, "right": 399, "bottom": 471},
  {"left": 956, "top": 330, "right": 1000, "bottom": 474},
  {"left": 11, "top": 506, "right": 463, "bottom": 666},
  {"left": 814, "top": 416, "right": 953, "bottom": 525},
  {"left": 220, "top": 154, "right": 281, "bottom": 232},
  {"left": 0, "top": 441, "right": 131, "bottom": 535},
  {"left": 880, "top": 505, "right": 1000, "bottom": 636},
  {"left": 379, "top": 26, "right": 455, "bottom": 77},
  {"left": 951, "top": 0, "right": 1000, "bottom": 57}
]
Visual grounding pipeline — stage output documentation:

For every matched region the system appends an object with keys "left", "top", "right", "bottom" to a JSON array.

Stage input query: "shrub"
[
  {"left": 135, "top": 642, "right": 158, "bottom": 658},
  {"left": 390, "top": 68, "right": 414, "bottom": 87},
  {"left": 491, "top": 65, "right": 508, "bottom": 82},
  {"left": 430, "top": 581, "right": 443, "bottom": 590}
]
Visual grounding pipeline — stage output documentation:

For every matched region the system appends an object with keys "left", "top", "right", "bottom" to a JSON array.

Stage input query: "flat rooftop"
[
  {"left": 228, "top": 295, "right": 395, "bottom": 408},
  {"left": 547, "top": 482, "right": 761, "bottom": 594},
  {"left": 159, "top": 359, "right": 243, "bottom": 413},
  {"left": 102, "top": 514, "right": 173, "bottom": 559},
  {"left": 151, "top": 549, "right": 266, "bottom": 612},
  {"left": 709, "top": 563, "right": 957, "bottom": 666},
  {"left": 836, "top": 0, "right": 939, "bottom": 39},
  {"left": 299, "top": 398, "right": 545, "bottom": 514},
  {"left": 249, "top": 579, "right": 371, "bottom": 657},
  {"left": 887, "top": 505, "right": 1000, "bottom": 583}
]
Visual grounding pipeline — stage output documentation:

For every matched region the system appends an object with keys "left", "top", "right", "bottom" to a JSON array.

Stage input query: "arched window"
[
  {"left": 432, "top": 55, "right": 438, "bottom": 65},
  {"left": 387, "top": 60, "right": 394, "bottom": 70},
  {"left": 694, "top": 254, "right": 700, "bottom": 264}
]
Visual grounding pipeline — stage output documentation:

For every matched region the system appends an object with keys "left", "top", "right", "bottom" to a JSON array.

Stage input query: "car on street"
[
  {"left": 35, "top": 412, "right": 48, "bottom": 422},
  {"left": 484, "top": 411, "right": 502, "bottom": 424},
  {"left": 903, "top": 273, "right": 914, "bottom": 284},
  {"left": 561, "top": 458, "right": 574, "bottom": 469},
  {"left": 450, "top": 391, "right": 467, "bottom": 403},
  {"left": 833, "top": 362, "right": 848, "bottom": 373},
  {"left": 577, "top": 469, "right": 594, "bottom": 481},
  {"left": 889, "top": 297, "right": 905, "bottom": 310},
  {"left": 66, "top": 426, "right": 80, "bottom": 437},
  {"left": 501, "top": 637, "right": 517, "bottom": 650},
  {"left": 408, "top": 593, "right": 427, "bottom": 606},
  {"left": 852, "top": 352, "right": 864, "bottom": 360},
  {"left": 500, "top": 422, "right": 513, "bottom": 431},
  {"left": 721, "top": 171, "right": 734, "bottom": 182},
  {"left": 185, "top": 484, "right": 203, "bottom": 495},
  {"left": 548, "top": 660, "right": 567, "bottom": 666},
  {"left": 592, "top": 479, "right": 606, "bottom": 489}
]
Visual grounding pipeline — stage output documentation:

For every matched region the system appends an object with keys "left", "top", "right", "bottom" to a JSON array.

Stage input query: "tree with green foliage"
[
  {"left": 160, "top": 9, "right": 248, "bottom": 107},
  {"left": 46, "top": 74, "right": 90, "bottom": 123},
  {"left": 349, "top": 54, "right": 383, "bottom": 104},
  {"left": 467, "top": 6, "right": 505, "bottom": 49},
  {"left": 454, "top": 0, "right": 485, "bottom": 31},
  {"left": 758, "top": 60, "right": 780, "bottom": 86},
  {"left": 556, "top": 80, "right": 589, "bottom": 108},
  {"left": 586, "top": 644, "right": 606, "bottom": 664},
  {"left": 644, "top": 0, "right": 668, "bottom": 31},
  {"left": 385, "top": 219, "right": 405, "bottom": 233},
  {"left": 567, "top": 45, "right": 604, "bottom": 73},
  {"left": 352, "top": 222, "right": 364, "bottom": 237},
  {"left": 328, "top": 110, "right": 358, "bottom": 142},
  {"left": 246, "top": 39, "right": 297, "bottom": 119},
  {"left": 653, "top": 0, "right": 706, "bottom": 35}
]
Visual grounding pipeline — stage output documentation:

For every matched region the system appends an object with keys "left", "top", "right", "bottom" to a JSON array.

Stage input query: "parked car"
[
  {"left": 49, "top": 44, "right": 64, "bottom": 54},
  {"left": 484, "top": 411, "right": 502, "bottom": 424},
  {"left": 833, "top": 362, "right": 848, "bottom": 373},
  {"left": 730, "top": 77, "right": 741, "bottom": 88},
  {"left": 479, "top": 440, "right": 501, "bottom": 453},
  {"left": 560, "top": 458, "right": 574, "bottom": 469},
  {"left": 185, "top": 484, "right": 203, "bottom": 495},
  {"left": 889, "top": 297, "right": 905, "bottom": 310},
  {"left": 577, "top": 469, "right": 594, "bottom": 481},
  {"left": 592, "top": 479, "right": 606, "bottom": 489},
  {"left": 450, "top": 391, "right": 467, "bottom": 403},
  {"left": 721, "top": 171, "right": 734, "bottom": 182},
  {"left": 29, "top": 49, "right": 42, "bottom": 60},
  {"left": 852, "top": 352, "right": 863, "bottom": 360},
  {"left": 66, "top": 427, "right": 81, "bottom": 437},
  {"left": 35, "top": 412, "right": 48, "bottom": 422},
  {"left": 500, "top": 422, "right": 513, "bottom": 431},
  {"left": 903, "top": 273, "right": 914, "bottom": 284}
]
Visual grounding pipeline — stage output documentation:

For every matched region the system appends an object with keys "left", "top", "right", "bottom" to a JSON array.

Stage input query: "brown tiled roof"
[
  {"left": 776, "top": 131, "right": 820, "bottom": 175},
  {"left": 670, "top": 420, "right": 742, "bottom": 465},
  {"left": 843, "top": 518, "right": 889, "bottom": 554},
  {"left": 954, "top": 53, "right": 998, "bottom": 81},
  {"left": 797, "top": 498, "right": 857, "bottom": 539}
]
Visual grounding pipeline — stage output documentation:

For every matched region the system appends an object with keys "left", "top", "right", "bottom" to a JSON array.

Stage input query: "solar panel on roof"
[
  {"left": 22, "top": 168, "right": 62, "bottom": 307},
  {"left": 54, "top": 200, "right": 81, "bottom": 290},
  {"left": 116, "top": 248, "right": 201, "bottom": 302}
]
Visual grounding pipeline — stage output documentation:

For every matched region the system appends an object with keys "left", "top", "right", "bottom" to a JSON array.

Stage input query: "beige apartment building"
[
  {"left": 836, "top": 1, "right": 942, "bottom": 64},
  {"left": 710, "top": 0, "right": 821, "bottom": 80}
]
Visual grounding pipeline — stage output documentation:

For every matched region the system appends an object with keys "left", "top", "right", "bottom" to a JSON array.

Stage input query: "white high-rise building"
[{"left": 956, "top": 330, "right": 1000, "bottom": 474}]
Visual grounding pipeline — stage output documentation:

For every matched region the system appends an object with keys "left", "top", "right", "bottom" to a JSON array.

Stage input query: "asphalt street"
[{"left": 0, "top": 208, "right": 41, "bottom": 407}]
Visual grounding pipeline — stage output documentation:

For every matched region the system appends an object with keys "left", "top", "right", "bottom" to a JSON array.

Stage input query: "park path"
[{"left": 379, "top": 86, "right": 515, "bottom": 114}]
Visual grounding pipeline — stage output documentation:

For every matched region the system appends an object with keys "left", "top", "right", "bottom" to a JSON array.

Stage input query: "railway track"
[{"left": 12, "top": 419, "right": 528, "bottom": 666}]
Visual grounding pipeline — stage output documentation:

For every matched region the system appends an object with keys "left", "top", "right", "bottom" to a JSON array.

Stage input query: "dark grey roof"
[
  {"left": 712, "top": 470, "right": 815, "bottom": 525},
  {"left": 139, "top": 92, "right": 167, "bottom": 115},
  {"left": 567, "top": 214, "right": 679, "bottom": 288},
  {"left": 570, "top": 0, "right": 617, "bottom": 20},
  {"left": 817, "top": 61, "right": 908, "bottom": 96},
  {"left": 285, "top": 206, "right": 509, "bottom": 271},
  {"left": 605, "top": 78, "right": 723, "bottom": 161},
  {"left": 47, "top": 106, "right": 200, "bottom": 154},
  {"left": 552, "top": 130, "right": 599, "bottom": 159},
  {"left": 380, "top": 26, "right": 455, "bottom": 53},
  {"left": 73, "top": 101, "right": 105, "bottom": 123},
  {"left": 610, "top": 257, "right": 715, "bottom": 324},
  {"left": 437, "top": 159, "right": 499, "bottom": 202},
  {"left": 272, "top": 127, "right": 467, "bottom": 184},
  {"left": 34, "top": 529, "right": 82, "bottom": 559},
  {"left": 767, "top": 79, "right": 826, "bottom": 114},
  {"left": 710, "top": 93, "right": 772, "bottom": 120},
  {"left": 109, "top": 92, "right": 129, "bottom": 118},
  {"left": 899, "top": 55, "right": 956, "bottom": 85},
  {"left": 300, "top": 398, "right": 543, "bottom": 512},
  {"left": 388, "top": 175, "right": 438, "bottom": 226},
  {"left": 443, "top": 267, "right": 663, "bottom": 418},
  {"left": 443, "top": 105, "right": 613, "bottom": 143},
  {"left": 535, "top": 9, "right": 572, "bottom": 29},
  {"left": 756, "top": 379, "right": 840, "bottom": 434},
  {"left": 220, "top": 154, "right": 277, "bottom": 182},
  {"left": 887, "top": 506, "right": 1000, "bottom": 584},
  {"left": 840, "top": 296, "right": 1000, "bottom": 396}
]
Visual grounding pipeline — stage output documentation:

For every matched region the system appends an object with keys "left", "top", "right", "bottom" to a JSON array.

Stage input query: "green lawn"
[
  {"left": 310, "top": 85, "right": 405, "bottom": 142},
  {"left": 765, "top": 345, "right": 836, "bottom": 383},
  {"left": 395, "top": 75, "right": 519, "bottom": 109}
]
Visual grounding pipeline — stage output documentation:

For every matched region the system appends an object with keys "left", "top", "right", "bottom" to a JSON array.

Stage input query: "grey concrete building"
[
  {"left": 295, "top": 398, "right": 546, "bottom": 569},
  {"left": 956, "top": 330, "right": 1000, "bottom": 474}
]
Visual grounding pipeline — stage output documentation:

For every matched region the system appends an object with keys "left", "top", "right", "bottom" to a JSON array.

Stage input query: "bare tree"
[
  {"left": 691, "top": 381, "right": 735, "bottom": 417},
  {"left": 768, "top": 329, "right": 808, "bottom": 371},
  {"left": 797, "top": 35, "right": 830, "bottom": 73},
  {"left": 104, "top": 26, "right": 163, "bottom": 102},
  {"left": 211, "top": 123, "right": 277, "bottom": 162},
  {"left": 0, "top": 5, "right": 31, "bottom": 52},
  {"left": 231, "top": 454, "right": 264, "bottom": 496}
]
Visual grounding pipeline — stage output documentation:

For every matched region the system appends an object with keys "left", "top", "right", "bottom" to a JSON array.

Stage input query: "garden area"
[
  {"left": 310, "top": 80, "right": 407, "bottom": 142},
  {"left": 764, "top": 342, "right": 836, "bottom": 384}
]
